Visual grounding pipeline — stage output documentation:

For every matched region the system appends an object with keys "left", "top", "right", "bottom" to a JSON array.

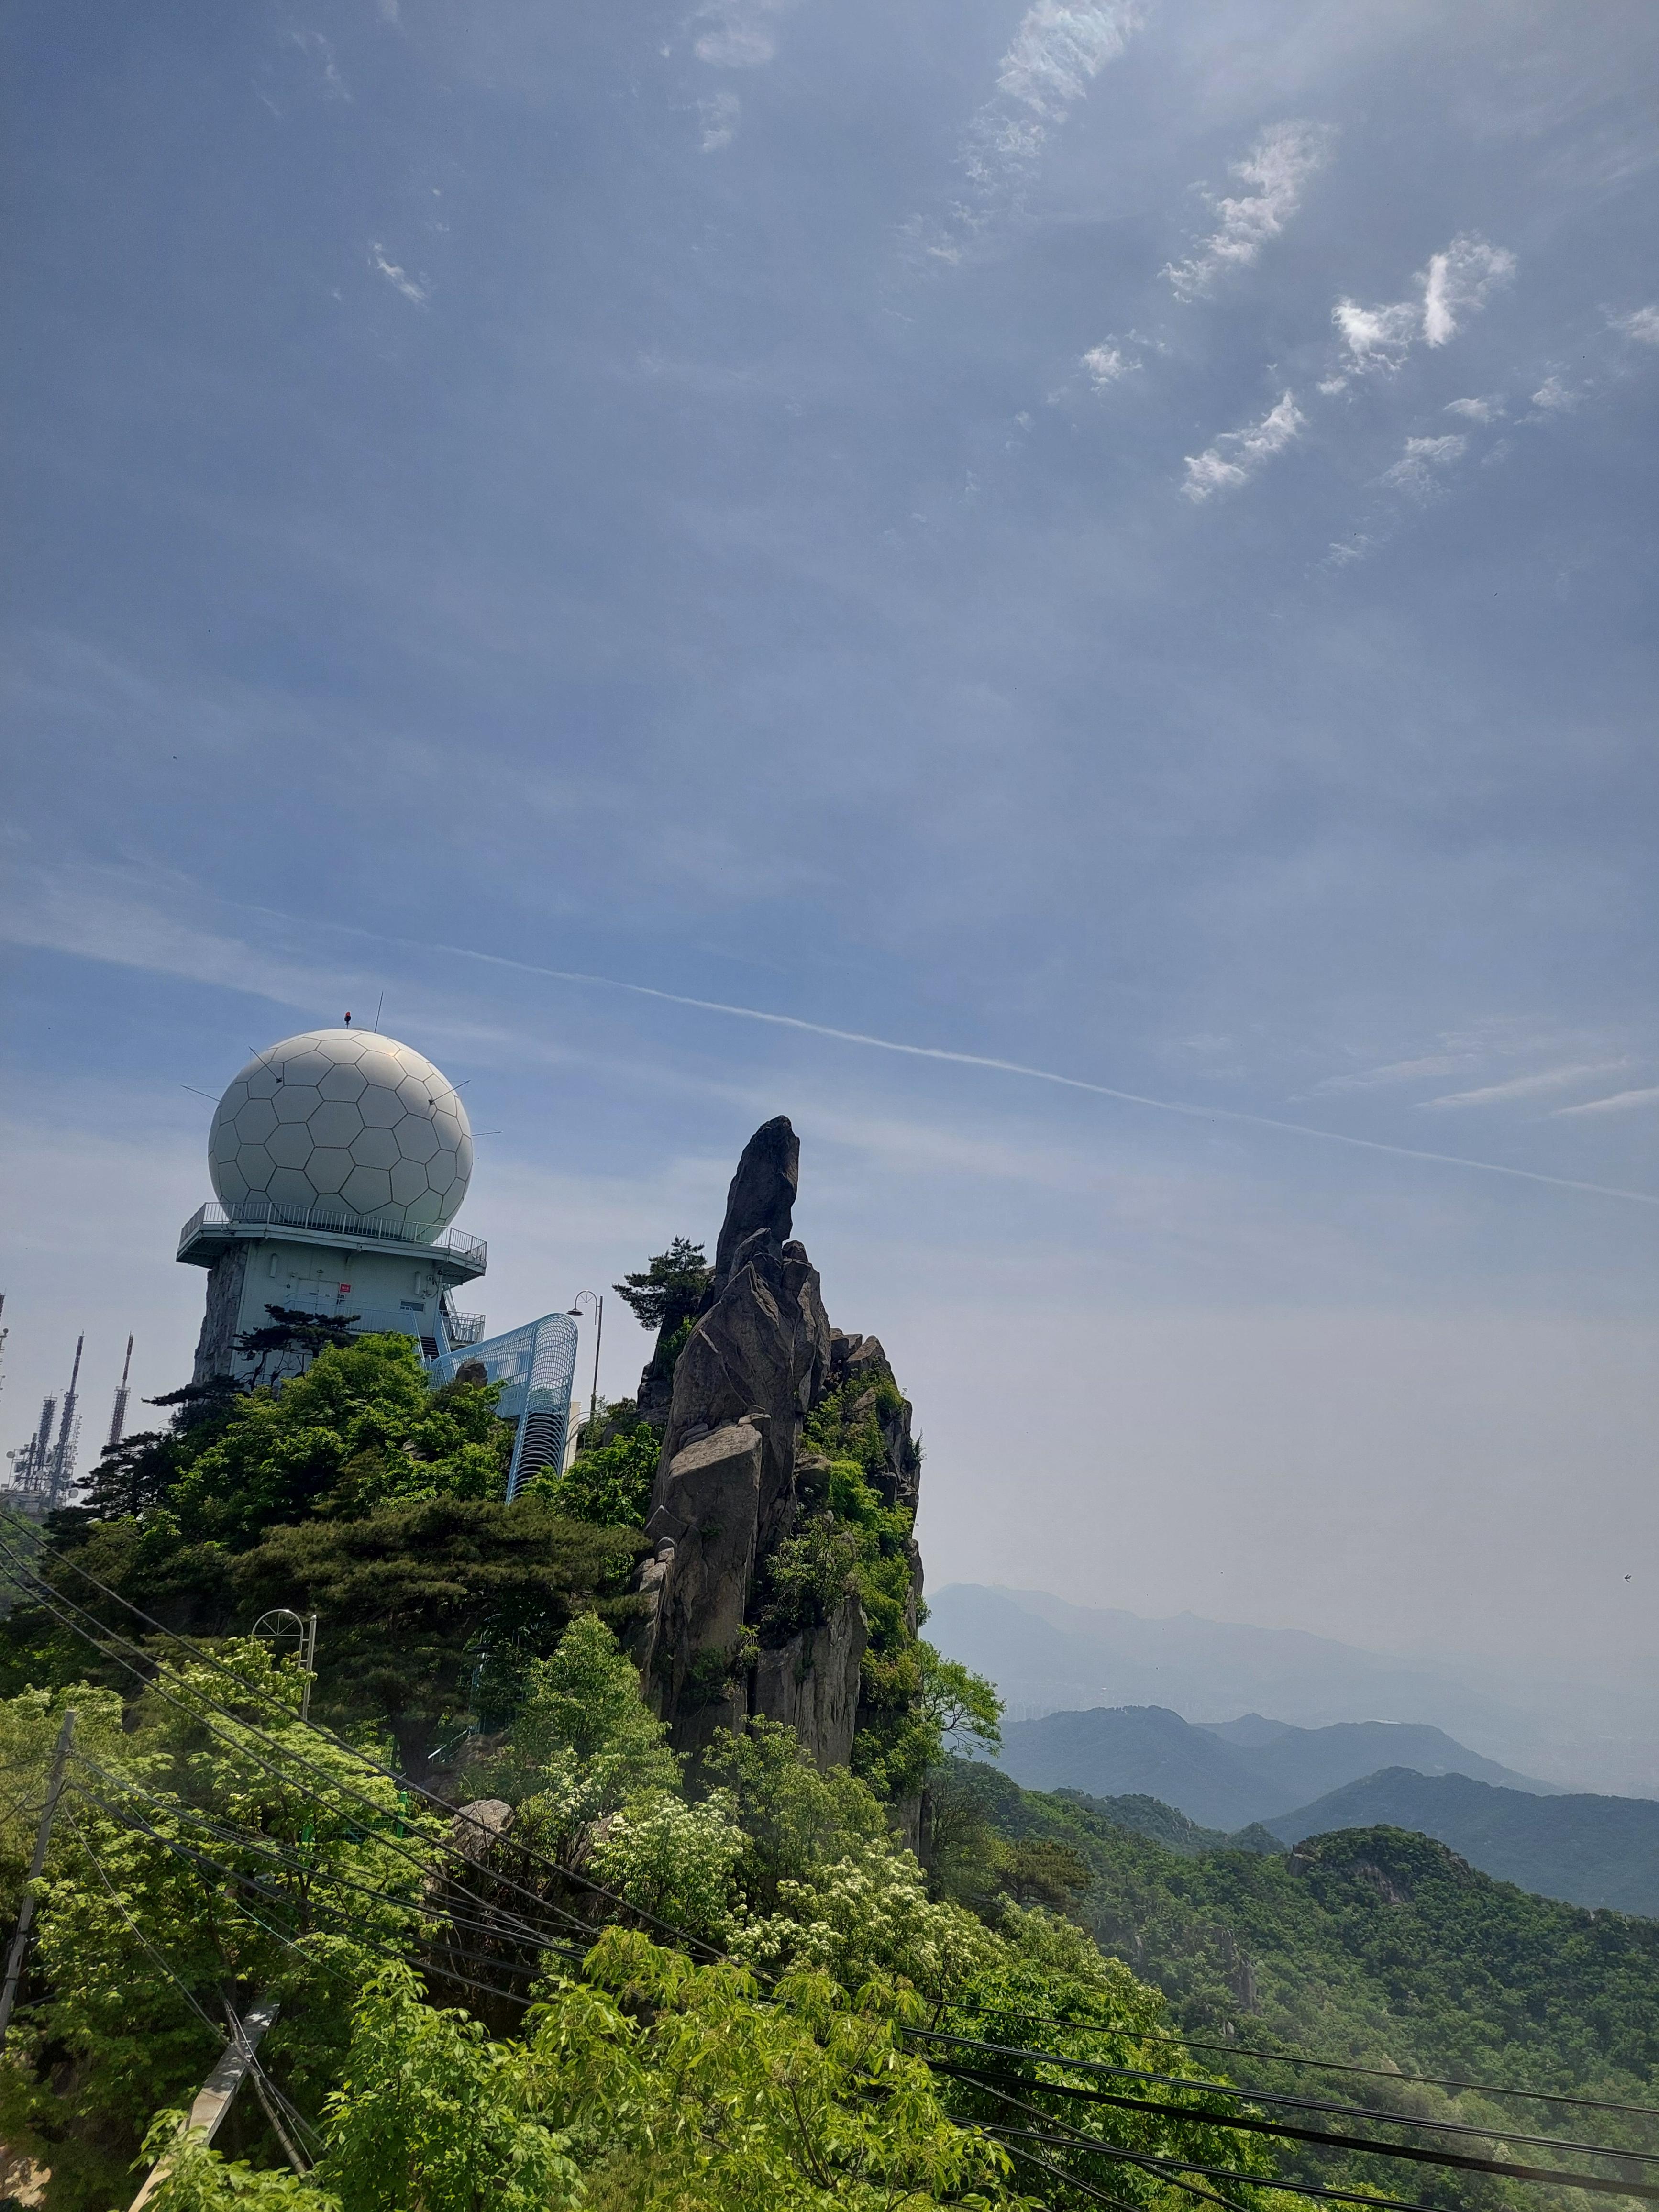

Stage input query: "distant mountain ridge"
[
  {"left": 996, "top": 1702, "right": 1555, "bottom": 1832},
  {"left": 929, "top": 1582, "right": 1659, "bottom": 1795},
  {"left": 931, "top": 1582, "right": 1538, "bottom": 1744},
  {"left": 1264, "top": 1768, "right": 1659, "bottom": 1917}
]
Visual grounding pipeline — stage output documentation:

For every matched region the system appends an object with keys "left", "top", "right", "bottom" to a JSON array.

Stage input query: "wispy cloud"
[
  {"left": 1422, "top": 1062, "right": 1631, "bottom": 1109},
  {"left": 691, "top": 0, "right": 797, "bottom": 68},
  {"left": 1317, "top": 1053, "right": 1473, "bottom": 1093},
  {"left": 1330, "top": 298, "right": 1420, "bottom": 375},
  {"left": 1422, "top": 235, "right": 1515, "bottom": 345},
  {"left": 1081, "top": 342, "right": 1136, "bottom": 388},
  {"left": 10, "top": 860, "right": 1657, "bottom": 1211},
  {"left": 1552, "top": 1086, "right": 1659, "bottom": 1118},
  {"left": 963, "top": 0, "right": 1144, "bottom": 190},
  {"left": 1526, "top": 374, "right": 1578, "bottom": 414},
  {"left": 699, "top": 89, "right": 740, "bottom": 151},
  {"left": 369, "top": 243, "right": 428, "bottom": 305},
  {"left": 1332, "top": 233, "right": 1515, "bottom": 378},
  {"left": 1378, "top": 432, "right": 1466, "bottom": 496},
  {"left": 1163, "top": 122, "right": 1332, "bottom": 301},
  {"left": 1611, "top": 304, "right": 1659, "bottom": 346},
  {"left": 289, "top": 29, "right": 349, "bottom": 100},
  {"left": 1183, "top": 392, "right": 1304, "bottom": 503},
  {"left": 1445, "top": 395, "right": 1504, "bottom": 423}
]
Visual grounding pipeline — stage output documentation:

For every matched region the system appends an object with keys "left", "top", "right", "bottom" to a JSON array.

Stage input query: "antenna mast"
[
  {"left": 106, "top": 1335, "right": 134, "bottom": 1454},
  {"left": 47, "top": 1336, "right": 83, "bottom": 1509}
]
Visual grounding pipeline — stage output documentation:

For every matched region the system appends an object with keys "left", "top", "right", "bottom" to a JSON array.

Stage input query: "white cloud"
[
  {"left": 996, "top": 0, "right": 1142, "bottom": 118},
  {"left": 699, "top": 89, "right": 740, "bottom": 151},
  {"left": 1611, "top": 304, "right": 1659, "bottom": 346},
  {"left": 1528, "top": 374, "right": 1577, "bottom": 412},
  {"left": 1182, "top": 391, "right": 1304, "bottom": 502},
  {"left": 1422, "top": 235, "right": 1515, "bottom": 346},
  {"left": 1444, "top": 395, "right": 1503, "bottom": 423},
  {"left": 1334, "top": 232, "right": 1515, "bottom": 374},
  {"left": 1378, "top": 432, "right": 1466, "bottom": 495},
  {"left": 692, "top": 0, "right": 797, "bottom": 67},
  {"left": 961, "top": 0, "right": 1143, "bottom": 191},
  {"left": 1423, "top": 1062, "right": 1632, "bottom": 1109},
  {"left": 1552, "top": 1086, "right": 1659, "bottom": 1118},
  {"left": 369, "top": 243, "right": 428, "bottom": 305},
  {"left": 1081, "top": 342, "right": 1135, "bottom": 388},
  {"left": 1164, "top": 122, "right": 1332, "bottom": 301},
  {"left": 1332, "top": 296, "right": 1421, "bottom": 373}
]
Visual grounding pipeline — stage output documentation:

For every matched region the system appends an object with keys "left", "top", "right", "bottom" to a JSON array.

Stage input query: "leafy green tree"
[
  {"left": 147, "top": 1929, "right": 1015, "bottom": 2212},
  {"left": 232, "top": 1502, "right": 645, "bottom": 1774},
  {"left": 529, "top": 1928, "right": 1014, "bottom": 2210},
  {"left": 164, "top": 1338, "right": 511, "bottom": 1545},
  {"left": 525, "top": 1422, "right": 659, "bottom": 1529},
  {"left": 3, "top": 1645, "right": 437, "bottom": 2212},
  {"left": 612, "top": 1239, "right": 711, "bottom": 1334},
  {"left": 316, "top": 1964, "right": 582, "bottom": 2212},
  {"left": 589, "top": 1790, "right": 745, "bottom": 1947},
  {"left": 471, "top": 1613, "right": 680, "bottom": 1827}
]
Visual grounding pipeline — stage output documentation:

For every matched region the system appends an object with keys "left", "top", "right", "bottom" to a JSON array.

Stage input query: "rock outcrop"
[{"left": 629, "top": 1117, "right": 921, "bottom": 1768}]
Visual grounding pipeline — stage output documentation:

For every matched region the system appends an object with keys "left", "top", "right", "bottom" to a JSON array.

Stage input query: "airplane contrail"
[{"left": 354, "top": 928, "right": 1658, "bottom": 1210}]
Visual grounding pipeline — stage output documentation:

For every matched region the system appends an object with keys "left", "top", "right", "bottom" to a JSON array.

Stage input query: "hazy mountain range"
[
  {"left": 929, "top": 1584, "right": 1659, "bottom": 1796},
  {"left": 996, "top": 1703, "right": 1559, "bottom": 1831}
]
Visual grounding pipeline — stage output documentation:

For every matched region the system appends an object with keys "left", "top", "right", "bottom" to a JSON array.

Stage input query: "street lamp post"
[{"left": 567, "top": 1290, "right": 603, "bottom": 1430}]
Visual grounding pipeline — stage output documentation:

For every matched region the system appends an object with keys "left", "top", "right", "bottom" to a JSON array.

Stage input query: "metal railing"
[
  {"left": 429, "top": 1312, "right": 578, "bottom": 1498},
  {"left": 443, "top": 1311, "right": 487, "bottom": 1347},
  {"left": 177, "top": 1197, "right": 486, "bottom": 1266}
]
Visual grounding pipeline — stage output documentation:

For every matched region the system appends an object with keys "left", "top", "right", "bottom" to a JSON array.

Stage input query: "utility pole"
[
  {"left": 127, "top": 1993, "right": 283, "bottom": 2209},
  {"left": 0, "top": 1708, "right": 75, "bottom": 2052}
]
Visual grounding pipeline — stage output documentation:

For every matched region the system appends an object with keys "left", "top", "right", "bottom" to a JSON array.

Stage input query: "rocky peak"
[
  {"left": 711, "top": 1115, "right": 799, "bottom": 1286},
  {"left": 628, "top": 1117, "right": 921, "bottom": 1770}
]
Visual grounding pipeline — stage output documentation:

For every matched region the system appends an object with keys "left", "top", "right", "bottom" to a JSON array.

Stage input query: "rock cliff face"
[{"left": 629, "top": 1118, "right": 921, "bottom": 1767}]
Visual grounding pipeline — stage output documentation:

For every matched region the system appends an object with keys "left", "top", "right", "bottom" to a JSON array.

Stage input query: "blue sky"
[{"left": 3, "top": 0, "right": 1658, "bottom": 1708}]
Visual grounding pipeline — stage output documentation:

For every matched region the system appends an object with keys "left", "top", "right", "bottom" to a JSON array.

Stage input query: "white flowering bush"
[
  {"left": 733, "top": 1839, "right": 999, "bottom": 2002},
  {"left": 589, "top": 1788, "right": 745, "bottom": 1947}
]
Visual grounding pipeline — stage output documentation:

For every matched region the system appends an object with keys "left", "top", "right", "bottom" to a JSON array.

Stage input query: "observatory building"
[{"left": 178, "top": 1028, "right": 577, "bottom": 1492}]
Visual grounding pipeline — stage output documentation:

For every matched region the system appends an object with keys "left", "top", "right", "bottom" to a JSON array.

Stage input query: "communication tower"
[
  {"left": 105, "top": 1335, "right": 135, "bottom": 1454},
  {"left": 4, "top": 1333, "right": 85, "bottom": 1514}
]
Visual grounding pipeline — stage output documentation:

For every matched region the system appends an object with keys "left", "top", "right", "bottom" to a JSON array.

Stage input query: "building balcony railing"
[
  {"left": 177, "top": 1197, "right": 487, "bottom": 1270},
  {"left": 443, "top": 1311, "right": 487, "bottom": 1347}
]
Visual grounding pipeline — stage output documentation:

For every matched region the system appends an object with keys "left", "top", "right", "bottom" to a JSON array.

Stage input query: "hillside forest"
[{"left": 0, "top": 1272, "right": 1653, "bottom": 2212}]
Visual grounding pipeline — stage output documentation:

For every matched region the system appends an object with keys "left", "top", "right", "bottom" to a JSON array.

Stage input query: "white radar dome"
[{"left": 208, "top": 1029, "right": 474, "bottom": 1242}]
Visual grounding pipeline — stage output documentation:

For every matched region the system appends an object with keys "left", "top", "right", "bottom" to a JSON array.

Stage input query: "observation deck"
[{"left": 176, "top": 1197, "right": 487, "bottom": 1287}]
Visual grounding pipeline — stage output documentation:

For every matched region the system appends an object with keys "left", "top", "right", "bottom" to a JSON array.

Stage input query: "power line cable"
[
  {"left": 0, "top": 1526, "right": 717, "bottom": 1961},
  {"left": 969, "top": 2003, "right": 1659, "bottom": 2125},
  {"left": 980, "top": 2124, "right": 1449, "bottom": 2212},
  {"left": 919, "top": 2049, "right": 1659, "bottom": 2201},
  {"left": 912, "top": 2024, "right": 1659, "bottom": 2167},
  {"left": 0, "top": 1547, "right": 608, "bottom": 1958},
  {"left": 62, "top": 1812, "right": 322, "bottom": 2174},
  {"left": 71, "top": 1751, "right": 553, "bottom": 1959},
  {"left": 83, "top": 1786, "right": 564, "bottom": 2012}
]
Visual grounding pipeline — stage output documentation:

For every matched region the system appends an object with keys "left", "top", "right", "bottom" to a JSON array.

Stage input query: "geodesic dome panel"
[{"left": 208, "top": 1029, "right": 474, "bottom": 1241}]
